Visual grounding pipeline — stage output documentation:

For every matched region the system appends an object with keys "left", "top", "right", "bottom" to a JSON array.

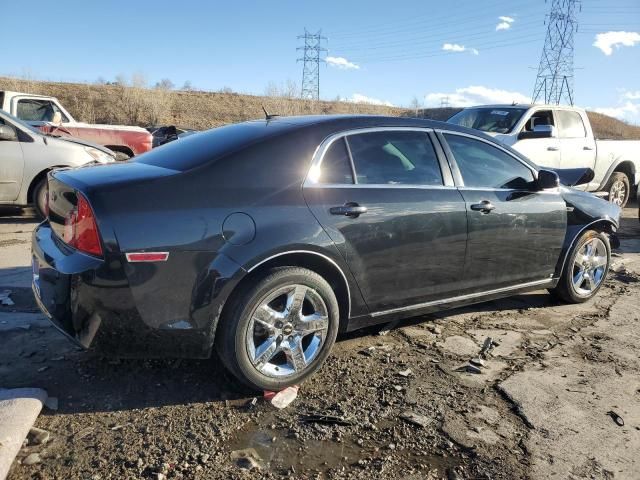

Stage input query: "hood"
[
  {"left": 51, "top": 134, "right": 115, "bottom": 156},
  {"left": 551, "top": 167, "right": 595, "bottom": 187},
  {"left": 73, "top": 122, "right": 149, "bottom": 133}
]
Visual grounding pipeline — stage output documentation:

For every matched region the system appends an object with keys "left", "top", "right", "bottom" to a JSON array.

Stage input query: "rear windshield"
[
  {"left": 134, "top": 121, "right": 288, "bottom": 171},
  {"left": 448, "top": 108, "right": 528, "bottom": 134}
]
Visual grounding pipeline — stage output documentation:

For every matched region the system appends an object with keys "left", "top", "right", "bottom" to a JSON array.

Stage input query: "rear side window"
[
  {"left": 556, "top": 110, "right": 586, "bottom": 138},
  {"left": 346, "top": 131, "right": 443, "bottom": 185},
  {"left": 444, "top": 134, "right": 534, "bottom": 190},
  {"left": 318, "top": 138, "right": 354, "bottom": 184},
  {"left": 135, "top": 121, "right": 291, "bottom": 171}
]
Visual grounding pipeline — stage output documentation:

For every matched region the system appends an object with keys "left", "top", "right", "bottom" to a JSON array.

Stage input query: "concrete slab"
[{"left": 0, "top": 388, "right": 48, "bottom": 480}]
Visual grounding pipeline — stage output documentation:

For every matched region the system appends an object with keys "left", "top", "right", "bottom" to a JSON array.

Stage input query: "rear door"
[
  {"left": 0, "top": 117, "right": 24, "bottom": 201},
  {"left": 513, "top": 109, "right": 561, "bottom": 168},
  {"left": 439, "top": 131, "right": 566, "bottom": 292},
  {"left": 304, "top": 128, "right": 468, "bottom": 313},
  {"left": 556, "top": 109, "right": 596, "bottom": 175}
]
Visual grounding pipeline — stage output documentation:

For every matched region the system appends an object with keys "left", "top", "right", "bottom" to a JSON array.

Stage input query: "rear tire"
[
  {"left": 32, "top": 178, "right": 48, "bottom": 220},
  {"left": 605, "top": 172, "right": 630, "bottom": 208},
  {"left": 550, "top": 230, "right": 610, "bottom": 303},
  {"left": 216, "top": 267, "right": 339, "bottom": 392}
]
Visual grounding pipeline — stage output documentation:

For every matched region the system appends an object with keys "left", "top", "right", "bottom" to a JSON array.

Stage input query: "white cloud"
[
  {"left": 424, "top": 85, "right": 530, "bottom": 108},
  {"left": 326, "top": 56, "right": 360, "bottom": 70},
  {"left": 442, "top": 43, "right": 479, "bottom": 55},
  {"left": 594, "top": 102, "right": 640, "bottom": 123},
  {"left": 345, "top": 93, "right": 394, "bottom": 107},
  {"left": 593, "top": 31, "right": 640, "bottom": 55},
  {"left": 623, "top": 90, "right": 640, "bottom": 100},
  {"left": 496, "top": 16, "right": 515, "bottom": 31}
]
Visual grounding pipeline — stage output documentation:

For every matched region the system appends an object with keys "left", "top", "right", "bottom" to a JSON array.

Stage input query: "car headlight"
[{"left": 85, "top": 147, "right": 115, "bottom": 164}]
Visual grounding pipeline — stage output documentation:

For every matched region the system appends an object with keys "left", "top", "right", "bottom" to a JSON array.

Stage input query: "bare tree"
[
  {"left": 182, "top": 80, "right": 193, "bottom": 91},
  {"left": 155, "top": 78, "right": 174, "bottom": 90}
]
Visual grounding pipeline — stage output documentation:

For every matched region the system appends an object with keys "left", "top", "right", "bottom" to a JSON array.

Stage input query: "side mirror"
[
  {"left": 537, "top": 169, "right": 560, "bottom": 190},
  {"left": 518, "top": 125, "right": 557, "bottom": 140},
  {"left": 0, "top": 124, "right": 18, "bottom": 141}
]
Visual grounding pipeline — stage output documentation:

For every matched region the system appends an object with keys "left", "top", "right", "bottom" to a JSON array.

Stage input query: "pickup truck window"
[
  {"left": 522, "top": 110, "right": 555, "bottom": 132},
  {"left": 556, "top": 110, "right": 586, "bottom": 138},
  {"left": 444, "top": 133, "right": 534, "bottom": 190},
  {"left": 16, "top": 99, "right": 69, "bottom": 123},
  {"left": 448, "top": 108, "right": 528, "bottom": 134}
]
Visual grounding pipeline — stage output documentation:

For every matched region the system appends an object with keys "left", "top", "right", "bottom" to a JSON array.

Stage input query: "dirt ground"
[{"left": 1, "top": 205, "right": 639, "bottom": 480}]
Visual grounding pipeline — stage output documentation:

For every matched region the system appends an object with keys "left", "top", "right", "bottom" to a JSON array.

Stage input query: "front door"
[
  {"left": 513, "top": 109, "right": 561, "bottom": 168},
  {"left": 441, "top": 132, "right": 567, "bottom": 292},
  {"left": 0, "top": 119, "right": 24, "bottom": 201},
  {"left": 304, "top": 129, "right": 468, "bottom": 313}
]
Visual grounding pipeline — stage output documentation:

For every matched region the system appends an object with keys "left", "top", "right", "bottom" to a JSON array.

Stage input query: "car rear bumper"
[{"left": 31, "top": 222, "right": 243, "bottom": 358}]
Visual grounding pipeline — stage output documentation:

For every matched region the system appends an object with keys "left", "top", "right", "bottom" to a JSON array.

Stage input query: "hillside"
[{"left": 1, "top": 76, "right": 638, "bottom": 140}]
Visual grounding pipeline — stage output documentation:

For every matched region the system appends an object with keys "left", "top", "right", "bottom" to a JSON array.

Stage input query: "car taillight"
[{"left": 62, "top": 193, "right": 103, "bottom": 257}]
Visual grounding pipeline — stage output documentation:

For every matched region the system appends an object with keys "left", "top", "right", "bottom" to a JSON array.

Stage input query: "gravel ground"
[{"left": 1, "top": 205, "right": 639, "bottom": 480}]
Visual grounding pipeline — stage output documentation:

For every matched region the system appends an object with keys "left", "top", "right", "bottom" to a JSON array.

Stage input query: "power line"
[
  {"left": 532, "top": 0, "right": 580, "bottom": 106},
  {"left": 297, "top": 29, "right": 327, "bottom": 101}
]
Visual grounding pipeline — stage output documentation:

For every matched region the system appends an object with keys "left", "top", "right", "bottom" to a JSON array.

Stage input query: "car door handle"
[
  {"left": 470, "top": 200, "right": 496, "bottom": 213},
  {"left": 583, "top": 146, "right": 594, "bottom": 151},
  {"left": 547, "top": 146, "right": 559, "bottom": 151},
  {"left": 330, "top": 203, "right": 367, "bottom": 217}
]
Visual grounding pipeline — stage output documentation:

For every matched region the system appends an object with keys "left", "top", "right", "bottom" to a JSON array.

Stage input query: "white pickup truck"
[{"left": 448, "top": 104, "right": 640, "bottom": 207}]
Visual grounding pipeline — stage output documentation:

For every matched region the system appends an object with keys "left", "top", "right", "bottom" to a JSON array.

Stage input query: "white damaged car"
[{"left": 0, "top": 108, "right": 115, "bottom": 217}]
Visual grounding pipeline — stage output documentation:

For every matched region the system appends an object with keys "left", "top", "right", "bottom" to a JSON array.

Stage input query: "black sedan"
[{"left": 32, "top": 115, "right": 620, "bottom": 391}]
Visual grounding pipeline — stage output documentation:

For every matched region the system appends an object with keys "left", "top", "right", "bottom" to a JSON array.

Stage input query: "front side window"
[
  {"left": 522, "top": 110, "right": 555, "bottom": 132},
  {"left": 346, "top": 131, "right": 443, "bottom": 185},
  {"left": 444, "top": 134, "right": 534, "bottom": 190},
  {"left": 556, "top": 110, "right": 586, "bottom": 138},
  {"left": 448, "top": 108, "right": 528, "bottom": 134},
  {"left": 16, "top": 99, "right": 68, "bottom": 123},
  {"left": 317, "top": 138, "right": 354, "bottom": 184}
]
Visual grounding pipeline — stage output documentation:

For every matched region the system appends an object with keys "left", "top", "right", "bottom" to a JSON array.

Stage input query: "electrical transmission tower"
[
  {"left": 440, "top": 96, "right": 451, "bottom": 108},
  {"left": 532, "top": 0, "right": 580, "bottom": 105},
  {"left": 297, "top": 29, "right": 327, "bottom": 101}
]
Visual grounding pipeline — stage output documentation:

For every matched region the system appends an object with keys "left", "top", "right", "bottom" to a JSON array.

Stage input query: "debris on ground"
[
  {"left": 230, "top": 448, "right": 262, "bottom": 470},
  {"left": 455, "top": 364, "right": 483, "bottom": 374},
  {"left": 300, "top": 413, "right": 355, "bottom": 426},
  {"left": 21, "top": 453, "right": 41, "bottom": 466},
  {"left": 378, "top": 319, "right": 401, "bottom": 336},
  {"left": 606, "top": 410, "right": 625, "bottom": 426},
  {"left": 265, "top": 386, "right": 299, "bottom": 409},
  {"left": 479, "top": 337, "right": 497, "bottom": 359},
  {"left": 27, "top": 427, "right": 50, "bottom": 445},
  {"left": 398, "top": 368, "right": 412, "bottom": 377},
  {"left": 0, "top": 290, "right": 14, "bottom": 306},
  {"left": 399, "top": 411, "right": 432, "bottom": 428}
]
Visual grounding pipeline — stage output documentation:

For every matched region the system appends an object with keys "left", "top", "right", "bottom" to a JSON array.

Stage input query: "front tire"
[
  {"left": 217, "top": 267, "right": 339, "bottom": 391},
  {"left": 32, "top": 178, "right": 48, "bottom": 219},
  {"left": 605, "top": 172, "right": 630, "bottom": 208},
  {"left": 550, "top": 230, "right": 610, "bottom": 303}
]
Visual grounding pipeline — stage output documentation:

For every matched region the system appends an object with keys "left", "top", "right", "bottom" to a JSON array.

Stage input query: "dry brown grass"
[{"left": 1, "top": 76, "right": 638, "bottom": 140}]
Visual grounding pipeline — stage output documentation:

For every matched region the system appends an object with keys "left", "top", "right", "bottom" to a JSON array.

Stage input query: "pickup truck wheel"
[
  {"left": 550, "top": 230, "right": 610, "bottom": 304},
  {"left": 32, "top": 178, "right": 48, "bottom": 219},
  {"left": 605, "top": 172, "right": 630, "bottom": 208}
]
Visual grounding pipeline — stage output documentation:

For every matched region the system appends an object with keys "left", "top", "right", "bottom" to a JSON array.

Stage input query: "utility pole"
[
  {"left": 531, "top": 0, "right": 580, "bottom": 105},
  {"left": 297, "top": 29, "right": 327, "bottom": 101}
]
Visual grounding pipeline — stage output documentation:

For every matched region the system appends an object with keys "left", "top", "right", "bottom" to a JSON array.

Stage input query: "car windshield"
[
  {"left": 448, "top": 108, "right": 528, "bottom": 134},
  {"left": 0, "top": 108, "right": 42, "bottom": 135}
]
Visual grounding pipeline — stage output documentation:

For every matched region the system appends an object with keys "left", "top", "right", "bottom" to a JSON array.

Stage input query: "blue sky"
[{"left": 3, "top": 0, "right": 639, "bottom": 122}]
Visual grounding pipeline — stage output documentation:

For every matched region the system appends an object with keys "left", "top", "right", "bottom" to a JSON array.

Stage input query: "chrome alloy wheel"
[
  {"left": 609, "top": 180, "right": 627, "bottom": 207},
  {"left": 572, "top": 237, "right": 608, "bottom": 296},
  {"left": 246, "top": 284, "right": 329, "bottom": 377}
]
